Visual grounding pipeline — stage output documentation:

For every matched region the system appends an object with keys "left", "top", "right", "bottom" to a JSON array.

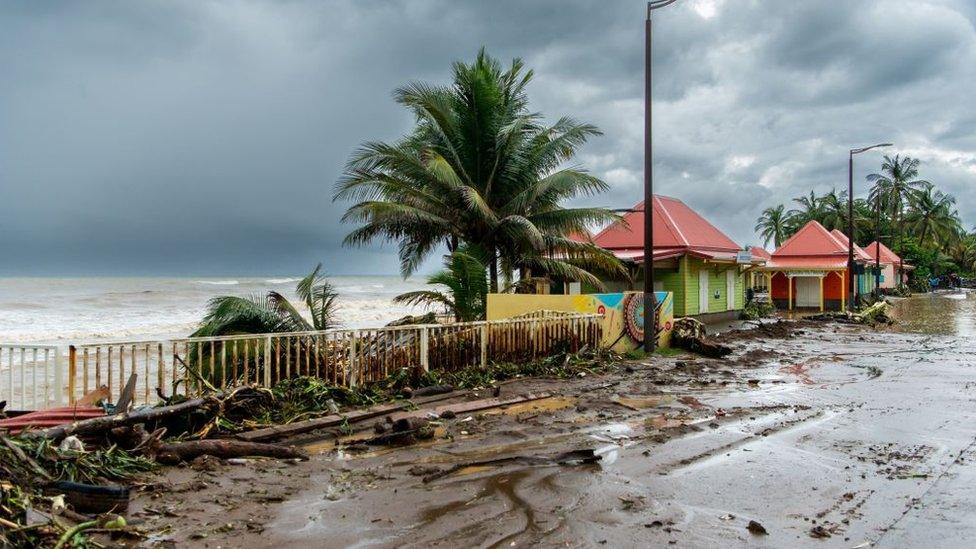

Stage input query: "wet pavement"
[{"left": 130, "top": 294, "right": 976, "bottom": 548}]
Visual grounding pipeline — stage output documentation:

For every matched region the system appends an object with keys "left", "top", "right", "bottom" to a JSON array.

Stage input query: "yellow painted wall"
[{"left": 486, "top": 291, "right": 674, "bottom": 351}]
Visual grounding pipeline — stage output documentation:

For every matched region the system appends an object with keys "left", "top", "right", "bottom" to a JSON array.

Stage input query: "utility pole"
[
  {"left": 847, "top": 143, "right": 892, "bottom": 311},
  {"left": 642, "top": 0, "right": 678, "bottom": 352}
]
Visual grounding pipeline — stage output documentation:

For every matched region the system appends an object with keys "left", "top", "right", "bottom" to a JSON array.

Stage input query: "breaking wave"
[{"left": 265, "top": 278, "right": 301, "bottom": 284}]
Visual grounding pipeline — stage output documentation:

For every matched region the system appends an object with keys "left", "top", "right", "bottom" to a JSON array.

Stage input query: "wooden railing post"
[
  {"left": 420, "top": 326, "right": 430, "bottom": 372},
  {"left": 263, "top": 335, "right": 272, "bottom": 388},
  {"left": 480, "top": 322, "right": 488, "bottom": 368},
  {"left": 67, "top": 345, "right": 77, "bottom": 405},
  {"left": 349, "top": 331, "right": 359, "bottom": 387}
]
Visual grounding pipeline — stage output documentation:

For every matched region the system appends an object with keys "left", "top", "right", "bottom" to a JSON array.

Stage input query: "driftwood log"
[
  {"left": 147, "top": 439, "right": 308, "bottom": 464},
  {"left": 404, "top": 384, "right": 454, "bottom": 398},
  {"left": 671, "top": 317, "right": 732, "bottom": 358},
  {"left": 33, "top": 386, "right": 271, "bottom": 442},
  {"left": 31, "top": 396, "right": 216, "bottom": 442}
]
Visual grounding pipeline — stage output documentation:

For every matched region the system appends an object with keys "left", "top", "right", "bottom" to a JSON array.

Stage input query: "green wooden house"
[{"left": 585, "top": 195, "right": 764, "bottom": 320}]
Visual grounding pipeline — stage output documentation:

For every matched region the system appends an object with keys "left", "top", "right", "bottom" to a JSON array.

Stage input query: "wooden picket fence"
[{"left": 0, "top": 313, "right": 602, "bottom": 410}]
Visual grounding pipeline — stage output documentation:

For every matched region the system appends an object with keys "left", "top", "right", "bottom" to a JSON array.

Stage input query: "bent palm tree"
[
  {"left": 394, "top": 249, "right": 488, "bottom": 322},
  {"left": 754, "top": 204, "right": 788, "bottom": 248},
  {"left": 192, "top": 264, "right": 339, "bottom": 337},
  {"left": 188, "top": 265, "right": 339, "bottom": 385},
  {"left": 335, "top": 48, "right": 624, "bottom": 292}
]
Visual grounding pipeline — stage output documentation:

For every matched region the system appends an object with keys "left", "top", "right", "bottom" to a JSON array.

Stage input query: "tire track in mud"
[
  {"left": 658, "top": 408, "right": 829, "bottom": 475},
  {"left": 872, "top": 434, "right": 976, "bottom": 547}
]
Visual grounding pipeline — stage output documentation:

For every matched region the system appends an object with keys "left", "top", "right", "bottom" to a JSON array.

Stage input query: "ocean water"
[{"left": 0, "top": 276, "right": 430, "bottom": 344}]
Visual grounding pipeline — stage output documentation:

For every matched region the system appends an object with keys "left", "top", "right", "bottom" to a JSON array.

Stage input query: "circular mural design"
[{"left": 623, "top": 293, "right": 645, "bottom": 342}]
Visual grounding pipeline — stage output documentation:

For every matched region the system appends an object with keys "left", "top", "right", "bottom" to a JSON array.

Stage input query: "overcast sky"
[{"left": 2, "top": 0, "right": 974, "bottom": 276}]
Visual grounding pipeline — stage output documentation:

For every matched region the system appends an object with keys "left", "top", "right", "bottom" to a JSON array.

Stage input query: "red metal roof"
[
  {"left": 763, "top": 221, "right": 873, "bottom": 270},
  {"left": 864, "top": 241, "right": 901, "bottom": 264},
  {"left": 0, "top": 406, "right": 105, "bottom": 435},
  {"left": 773, "top": 221, "right": 848, "bottom": 257},
  {"left": 750, "top": 246, "right": 771, "bottom": 260},
  {"left": 829, "top": 230, "right": 873, "bottom": 262},
  {"left": 592, "top": 195, "right": 742, "bottom": 262},
  {"left": 764, "top": 256, "right": 850, "bottom": 269}
]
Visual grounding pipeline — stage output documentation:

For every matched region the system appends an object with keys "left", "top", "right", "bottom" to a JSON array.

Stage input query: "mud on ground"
[{"left": 126, "top": 319, "right": 976, "bottom": 548}]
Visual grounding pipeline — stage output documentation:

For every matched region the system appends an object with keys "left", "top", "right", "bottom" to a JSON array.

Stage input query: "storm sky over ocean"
[{"left": 2, "top": 0, "right": 974, "bottom": 276}]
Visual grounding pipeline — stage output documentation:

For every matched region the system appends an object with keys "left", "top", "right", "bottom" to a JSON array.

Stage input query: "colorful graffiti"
[{"left": 486, "top": 291, "right": 673, "bottom": 351}]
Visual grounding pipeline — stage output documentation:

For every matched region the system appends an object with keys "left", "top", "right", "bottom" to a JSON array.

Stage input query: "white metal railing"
[
  {"left": 0, "top": 344, "right": 63, "bottom": 411},
  {"left": 1, "top": 313, "right": 602, "bottom": 410}
]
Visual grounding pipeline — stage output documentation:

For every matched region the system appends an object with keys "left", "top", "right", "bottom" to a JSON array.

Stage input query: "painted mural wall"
[{"left": 486, "top": 291, "right": 674, "bottom": 351}]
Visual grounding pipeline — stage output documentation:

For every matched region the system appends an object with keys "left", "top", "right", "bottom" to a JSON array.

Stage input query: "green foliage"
[
  {"left": 253, "top": 377, "right": 392, "bottom": 425},
  {"left": 0, "top": 436, "right": 154, "bottom": 547},
  {"left": 755, "top": 155, "right": 970, "bottom": 287},
  {"left": 904, "top": 183, "right": 961, "bottom": 246},
  {"left": 192, "top": 264, "right": 338, "bottom": 338},
  {"left": 188, "top": 265, "right": 339, "bottom": 384},
  {"left": 741, "top": 300, "right": 776, "bottom": 320},
  {"left": 421, "top": 346, "right": 621, "bottom": 389},
  {"left": 394, "top": 247, "right": 489, "bottom": 321},
  {"left": 754, "top": 204, "right": 788, "bottom": 248},
  {"left": 219, "top": 347, "right": 622, "bottom": 428},
  {"left": 899, "top": 237, "right": 962, "bottom": 290},
  {"left": 335, "top": 48, "right": 625, "bottom": 291}
]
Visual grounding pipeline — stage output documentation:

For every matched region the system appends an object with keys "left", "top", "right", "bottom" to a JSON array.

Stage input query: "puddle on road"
[
  {"left": 890, "top": 294, "right": 976, "bottom": 336},
  {"left": 484, "top": 396, "right": 576, "bottom": 416},
  {"left": 615, "top": 395, "right": 674, "bottom": 409}
]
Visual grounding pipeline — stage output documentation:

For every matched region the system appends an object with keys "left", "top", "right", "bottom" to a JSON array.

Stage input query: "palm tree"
[
  {"left": 187, "top": 265, "right": 340, "bottom": 385},
  {"left": 947, "top": 237, "right": 976, "bottom": 273},
  {"left": 905, "top": 183, "right": 961, "bottom": 246},
  {"left": 192, "top": 264, "right": 339, "bottom": 337},
  {"left": 754, "top": 204, "right": 789, "bottom": 248},
  {"left": 786, "top": 190, "right": 823, "bottom": 231},
  {"left": 335, "top": 48, "right": 624, "bottom": 293},
  {"left": 867, "top": 155, "right": 929, "bottom": 282},
  {"left": 394, "top": 248, "right": 488, "bottom": 322},
  {"left": 818, "top": 189, "right": 849, "bottom": 232}
]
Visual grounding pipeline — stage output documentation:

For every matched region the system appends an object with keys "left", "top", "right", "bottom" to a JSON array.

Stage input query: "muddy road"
[{"left": 131, "top": 296, "right": 976, "bottom": 548}]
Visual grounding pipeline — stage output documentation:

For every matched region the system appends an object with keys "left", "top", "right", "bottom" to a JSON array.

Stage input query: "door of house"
[
  {"left": 795, "top": 277, "right": 820, "bottom": 308},
  {"left": 726, "top": 270, "right": 735, "bottom": 310},
  {"left": 699, "top": 270, "right": 709, "bottom": 314}
]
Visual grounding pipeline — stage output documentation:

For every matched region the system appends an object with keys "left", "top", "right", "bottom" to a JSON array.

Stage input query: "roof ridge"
[{"left": 655, "top": 195, "right": 690, "bottom": 247}]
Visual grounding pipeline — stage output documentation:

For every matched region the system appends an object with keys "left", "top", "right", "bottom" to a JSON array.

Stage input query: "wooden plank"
[
  {"left": 387, "top": 392, "right": 553, "bottom": 423},
  {"left": 115, "top": 373, "right": 138, "bottom": 413},
  {"left": 236, "top": 391, "right": 465, "bottom": 442}
]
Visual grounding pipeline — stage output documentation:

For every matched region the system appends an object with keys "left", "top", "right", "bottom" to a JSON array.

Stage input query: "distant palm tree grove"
[
  {"left": 755, "top": 154, "right": 968, "bottom": 289},
  {"left": 334, "top": 49, "right": 625, "bottom": 318}
]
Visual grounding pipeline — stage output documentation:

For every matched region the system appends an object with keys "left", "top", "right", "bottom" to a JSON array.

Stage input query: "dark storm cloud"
[{"left": 2, "top": 0, "right": 974, "bottom": 276}]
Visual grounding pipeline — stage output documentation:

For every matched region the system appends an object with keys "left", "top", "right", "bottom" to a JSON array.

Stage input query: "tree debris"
[{"left": 671, "top": 318, "right": 733, "bottom": 358}]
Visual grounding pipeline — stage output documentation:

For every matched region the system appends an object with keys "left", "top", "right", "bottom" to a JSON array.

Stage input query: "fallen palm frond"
[
  {"left": 808, "top": 300, "right": 894, "bottom": 326},
  {"left": 421, "top": 346, "right": 622, "bottom": 389},
  {"left": 0, "top": 435, "right": 153, "bottom": 548}
]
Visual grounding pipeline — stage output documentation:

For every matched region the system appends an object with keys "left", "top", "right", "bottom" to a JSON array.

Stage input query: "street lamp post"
[
  {"left": 875, "top": 198, "right": 882, "bottom": 295},
  {"left": 847, "top": 143, "right": 893, "bottom": 311},
  {"left": 643, "top": 0, "right": 678, "bottom": 353}
]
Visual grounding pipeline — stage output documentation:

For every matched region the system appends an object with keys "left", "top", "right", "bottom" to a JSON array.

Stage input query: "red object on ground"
[{"left": 0, "top": 406, "right": 105, "bottom": 435}]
